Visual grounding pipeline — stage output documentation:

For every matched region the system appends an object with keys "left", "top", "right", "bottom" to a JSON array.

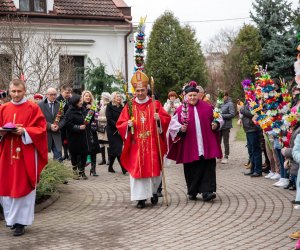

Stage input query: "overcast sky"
[{"left": 126, "top": 0, "right": 299, "bottom": 46}]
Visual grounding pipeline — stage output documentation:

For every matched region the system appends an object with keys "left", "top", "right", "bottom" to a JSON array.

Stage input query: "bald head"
[
  {"left": 46, "top": 87, "right": 57, "bottom": 102},
  {"left": 47, "top": 87, "right": 56, "bottom": 93}
]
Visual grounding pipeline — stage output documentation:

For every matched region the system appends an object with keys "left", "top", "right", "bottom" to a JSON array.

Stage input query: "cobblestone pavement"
[{"left": 1, "top": 128, "right": 300, "bottom": 250}]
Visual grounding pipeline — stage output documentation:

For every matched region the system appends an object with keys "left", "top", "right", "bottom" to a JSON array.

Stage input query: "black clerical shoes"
[
  {"left": 13, "top": 224, "right": 25, "bottom": 236},
  {"left": 6, "top": 224, "right": 16, "bottom": 230},
  {"left": 188, "top": 195, "right": 197, "bottom": 200},
  {"left": 251, "top": 172, "right": 262, "bottom": 177},
  {"left": 202, "top": 192, "right": 216, "bottom": 202},
  {"left": 150, "top": 194, "right": 158, "bottom": 205},
  {"left": 136, "top": 200, "right": 146, "bottom": 209}
]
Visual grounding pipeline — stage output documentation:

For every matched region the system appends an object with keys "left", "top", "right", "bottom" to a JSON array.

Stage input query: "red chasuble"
[
  {"left": 117, "top": 98, "right": 171, "bottom": 178},
  {"left": 0, "top": 101, "right": 48, "bottom": 198}
]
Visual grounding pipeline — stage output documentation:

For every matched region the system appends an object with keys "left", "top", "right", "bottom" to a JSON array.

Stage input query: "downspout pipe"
[{"left": 124, "top": 19, "right": 133, "bottom": 82}]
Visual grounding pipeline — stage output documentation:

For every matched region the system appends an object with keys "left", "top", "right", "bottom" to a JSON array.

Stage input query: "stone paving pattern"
[{"left": 1, "top": 128, "right": 300, "bottom": 249}]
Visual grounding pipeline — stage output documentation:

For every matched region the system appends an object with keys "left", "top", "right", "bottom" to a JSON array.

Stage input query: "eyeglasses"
[{"left": 48, "top": 93, "right": 57, "bottom": 96}]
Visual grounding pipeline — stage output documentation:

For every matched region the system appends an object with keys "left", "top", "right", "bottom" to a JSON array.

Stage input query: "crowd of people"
[
  {"left": 235, "top": 51, "right": 300, "bottom": 248},
  {"left": 1, "top": 62, "right": 300, "bottom": 247}
]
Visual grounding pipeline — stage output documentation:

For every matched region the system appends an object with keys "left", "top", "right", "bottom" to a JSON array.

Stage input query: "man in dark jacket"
[
  {"left": 38, "top": 87, "right": 64, "bottom": 162},
  {"left": 56, "top": 84, "right": 72, "bottom": 160},
  {"left": 220, "top": 92, "right": 235, "bottom": 164},
  {"left": 240, "top": 104, "right": 262, "bottom": 177}
]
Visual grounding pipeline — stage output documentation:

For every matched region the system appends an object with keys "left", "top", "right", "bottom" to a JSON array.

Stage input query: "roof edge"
[{"left": 0, "top": 11, "right": 128, "bottom": 21}]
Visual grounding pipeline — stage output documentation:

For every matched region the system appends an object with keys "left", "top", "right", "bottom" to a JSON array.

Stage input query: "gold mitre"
[{"left": 131, "top": 70, "right": 149, "bottom": 89}]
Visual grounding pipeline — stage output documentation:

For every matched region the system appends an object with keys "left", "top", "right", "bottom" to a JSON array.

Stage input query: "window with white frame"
[{"left": 19, "top": 0, "right": 46, "bottom": 12}]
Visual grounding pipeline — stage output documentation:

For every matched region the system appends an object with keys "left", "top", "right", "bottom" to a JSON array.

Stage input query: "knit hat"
[{"left": 184, "top": 81, "right": 199, "bottom": 94}]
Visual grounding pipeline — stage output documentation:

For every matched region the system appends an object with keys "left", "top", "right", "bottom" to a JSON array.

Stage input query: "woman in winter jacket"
[
  {"left": 105, "top": 91, "right": 126, "bottom": 174},
  {"left": 163, "top": 91, "right": 181, "bottom": 116},
  {"left": 97, "top": 92, "right": 111, "bottom": 165},
  {"left": 281, "top": 122, "right": 300, "bottom": 190},
  {"left": 82, "top": 90, "right": 101, "bottom": 176},
  {"left": 65, "top": 94, "right": 90, "bottom": 179}
]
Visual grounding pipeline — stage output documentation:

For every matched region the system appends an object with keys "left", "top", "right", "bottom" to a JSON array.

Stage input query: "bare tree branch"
[{"left": 0, "top": 15, "right": 74, "bottom": 94}]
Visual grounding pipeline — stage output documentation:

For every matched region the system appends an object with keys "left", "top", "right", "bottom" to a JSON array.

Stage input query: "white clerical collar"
[
  {"left": 11, "top": 97, "right": 27, "bottom": 105},
  {"left": 135, "top": 96, "right": 149, "bottom": 104}
]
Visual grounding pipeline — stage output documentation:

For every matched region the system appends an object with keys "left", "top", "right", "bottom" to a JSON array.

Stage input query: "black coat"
[
  {"left": 56, "top": 94, "right": 70, "bottom": 140},
  {"left": 83, "top": 102, "right": 101, "bottom": 155},
  {"left": 65, "top": 106, "right": 91, "bottom": 155},
  {"left": 106, "top": 102, "right": 124, "bottom": 157}
]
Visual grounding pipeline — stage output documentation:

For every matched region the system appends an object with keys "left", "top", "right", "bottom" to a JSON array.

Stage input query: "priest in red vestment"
[
  {"left": 0, "top": 79, "right": 48, "bottom": 236},
  {"left": 116, "top": 71, "right": 171, "bottom": 208}
]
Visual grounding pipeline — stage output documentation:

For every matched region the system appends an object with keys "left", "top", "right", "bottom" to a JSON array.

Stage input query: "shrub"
[{"left": 36, "top": 160, "right": 73, "bottom": 200}]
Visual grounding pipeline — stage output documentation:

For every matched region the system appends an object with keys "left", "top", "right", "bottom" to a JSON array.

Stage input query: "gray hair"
[
  {"left": 47, "top": 87, "right": 57, "bottom": 94},
  {"left": 101, "top": 92, "right": 111, "bottom": 103},
  {"left": 196, "top": 85, "right": 204, "bottom": 93},
  {"left": 111, "top": 91, "right": 123, "bottom": 105}
]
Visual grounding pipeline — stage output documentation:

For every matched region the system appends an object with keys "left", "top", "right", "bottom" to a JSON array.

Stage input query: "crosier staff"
[{"left": 151, "top": 77, "right": 169, "bottom": 206}]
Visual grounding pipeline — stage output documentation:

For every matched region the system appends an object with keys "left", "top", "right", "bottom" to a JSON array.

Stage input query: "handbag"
[
  {"left": 98, "top": 124, "right": 107, "bottom": 133},
  {"left": 284, "top": 159, "right": 291, "bottom": 169}
]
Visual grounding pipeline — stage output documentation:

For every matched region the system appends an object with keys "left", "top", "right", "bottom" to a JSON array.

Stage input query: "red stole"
[
  {"left": 0, "top": 101, "right": 48, "bottom": 198},
  {"left": 117, "top": 98, "right": 171, "bottom": 178}
]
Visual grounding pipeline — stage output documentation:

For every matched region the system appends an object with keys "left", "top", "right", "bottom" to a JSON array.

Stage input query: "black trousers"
[
  {"left": 183, "top": 157, "right": 216, "bottom": 196},
  {"left": 71, "top": 153, "right": 88, "bottom": 173},
  {"left": 90, "top": 153, "right": 97, "bottom": 164},
  {"left": 220, "top": 128, "right": 230, "bottom": 158}
]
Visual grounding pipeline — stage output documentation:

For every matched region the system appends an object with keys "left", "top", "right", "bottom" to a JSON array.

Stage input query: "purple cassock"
[{"left": 167, "top": 100, "right": 222, "bottom": 164}]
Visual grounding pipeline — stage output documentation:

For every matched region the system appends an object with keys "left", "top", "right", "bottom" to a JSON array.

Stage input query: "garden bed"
[{"left": 0, "top": 160, "right": 73, "bottom": 221}]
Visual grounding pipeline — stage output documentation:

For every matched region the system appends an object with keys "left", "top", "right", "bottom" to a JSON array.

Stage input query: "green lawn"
[{"left": 232, "top": 117, "right": 246, "bottom": 141}]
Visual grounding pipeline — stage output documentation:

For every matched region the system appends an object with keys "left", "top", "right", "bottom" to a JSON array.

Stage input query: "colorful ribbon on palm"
[
  {"left": 241, "top": 66, "right": 297, "bottom": 146},
  {"left": 213, "top": 90, "right": 224, "bottom": 124},
  {"left": 53, "top": 101, "right": 65, "bottom": 126},
  {"left": 84, "top": 102, "right": 97, "bottom": 125}
]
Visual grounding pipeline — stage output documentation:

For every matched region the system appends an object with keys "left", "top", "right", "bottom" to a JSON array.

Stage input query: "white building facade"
[{"left": 0, "top": 0, "right": 135, "bottom": 91}]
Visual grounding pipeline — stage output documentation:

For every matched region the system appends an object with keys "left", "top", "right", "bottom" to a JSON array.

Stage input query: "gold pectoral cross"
[
  {"left": 12, "top": 147, "right": 21, "bottom": 160},
  {"left": 141, "top": 115, "right": 146, "bottom": 124}
]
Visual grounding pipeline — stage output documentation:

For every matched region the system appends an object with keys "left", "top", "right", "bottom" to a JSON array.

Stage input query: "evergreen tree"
[
  {"left": 223, "top": 25, "right": 262, "bottom": 100},
  {"left": 179, "top": 25, "right": 208, "bottom": 88},
  {"left": 295, "top": 2, "right": 300, "bottom": 31},
  {"left": 84, "top": 58, "right": 117, "bottom": 98},
  {"left": 250, "top": 0, "right": 297, "bottom": 79},
  {"left": 145, "top": 11, "right": 208, "bottom": 100}
]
